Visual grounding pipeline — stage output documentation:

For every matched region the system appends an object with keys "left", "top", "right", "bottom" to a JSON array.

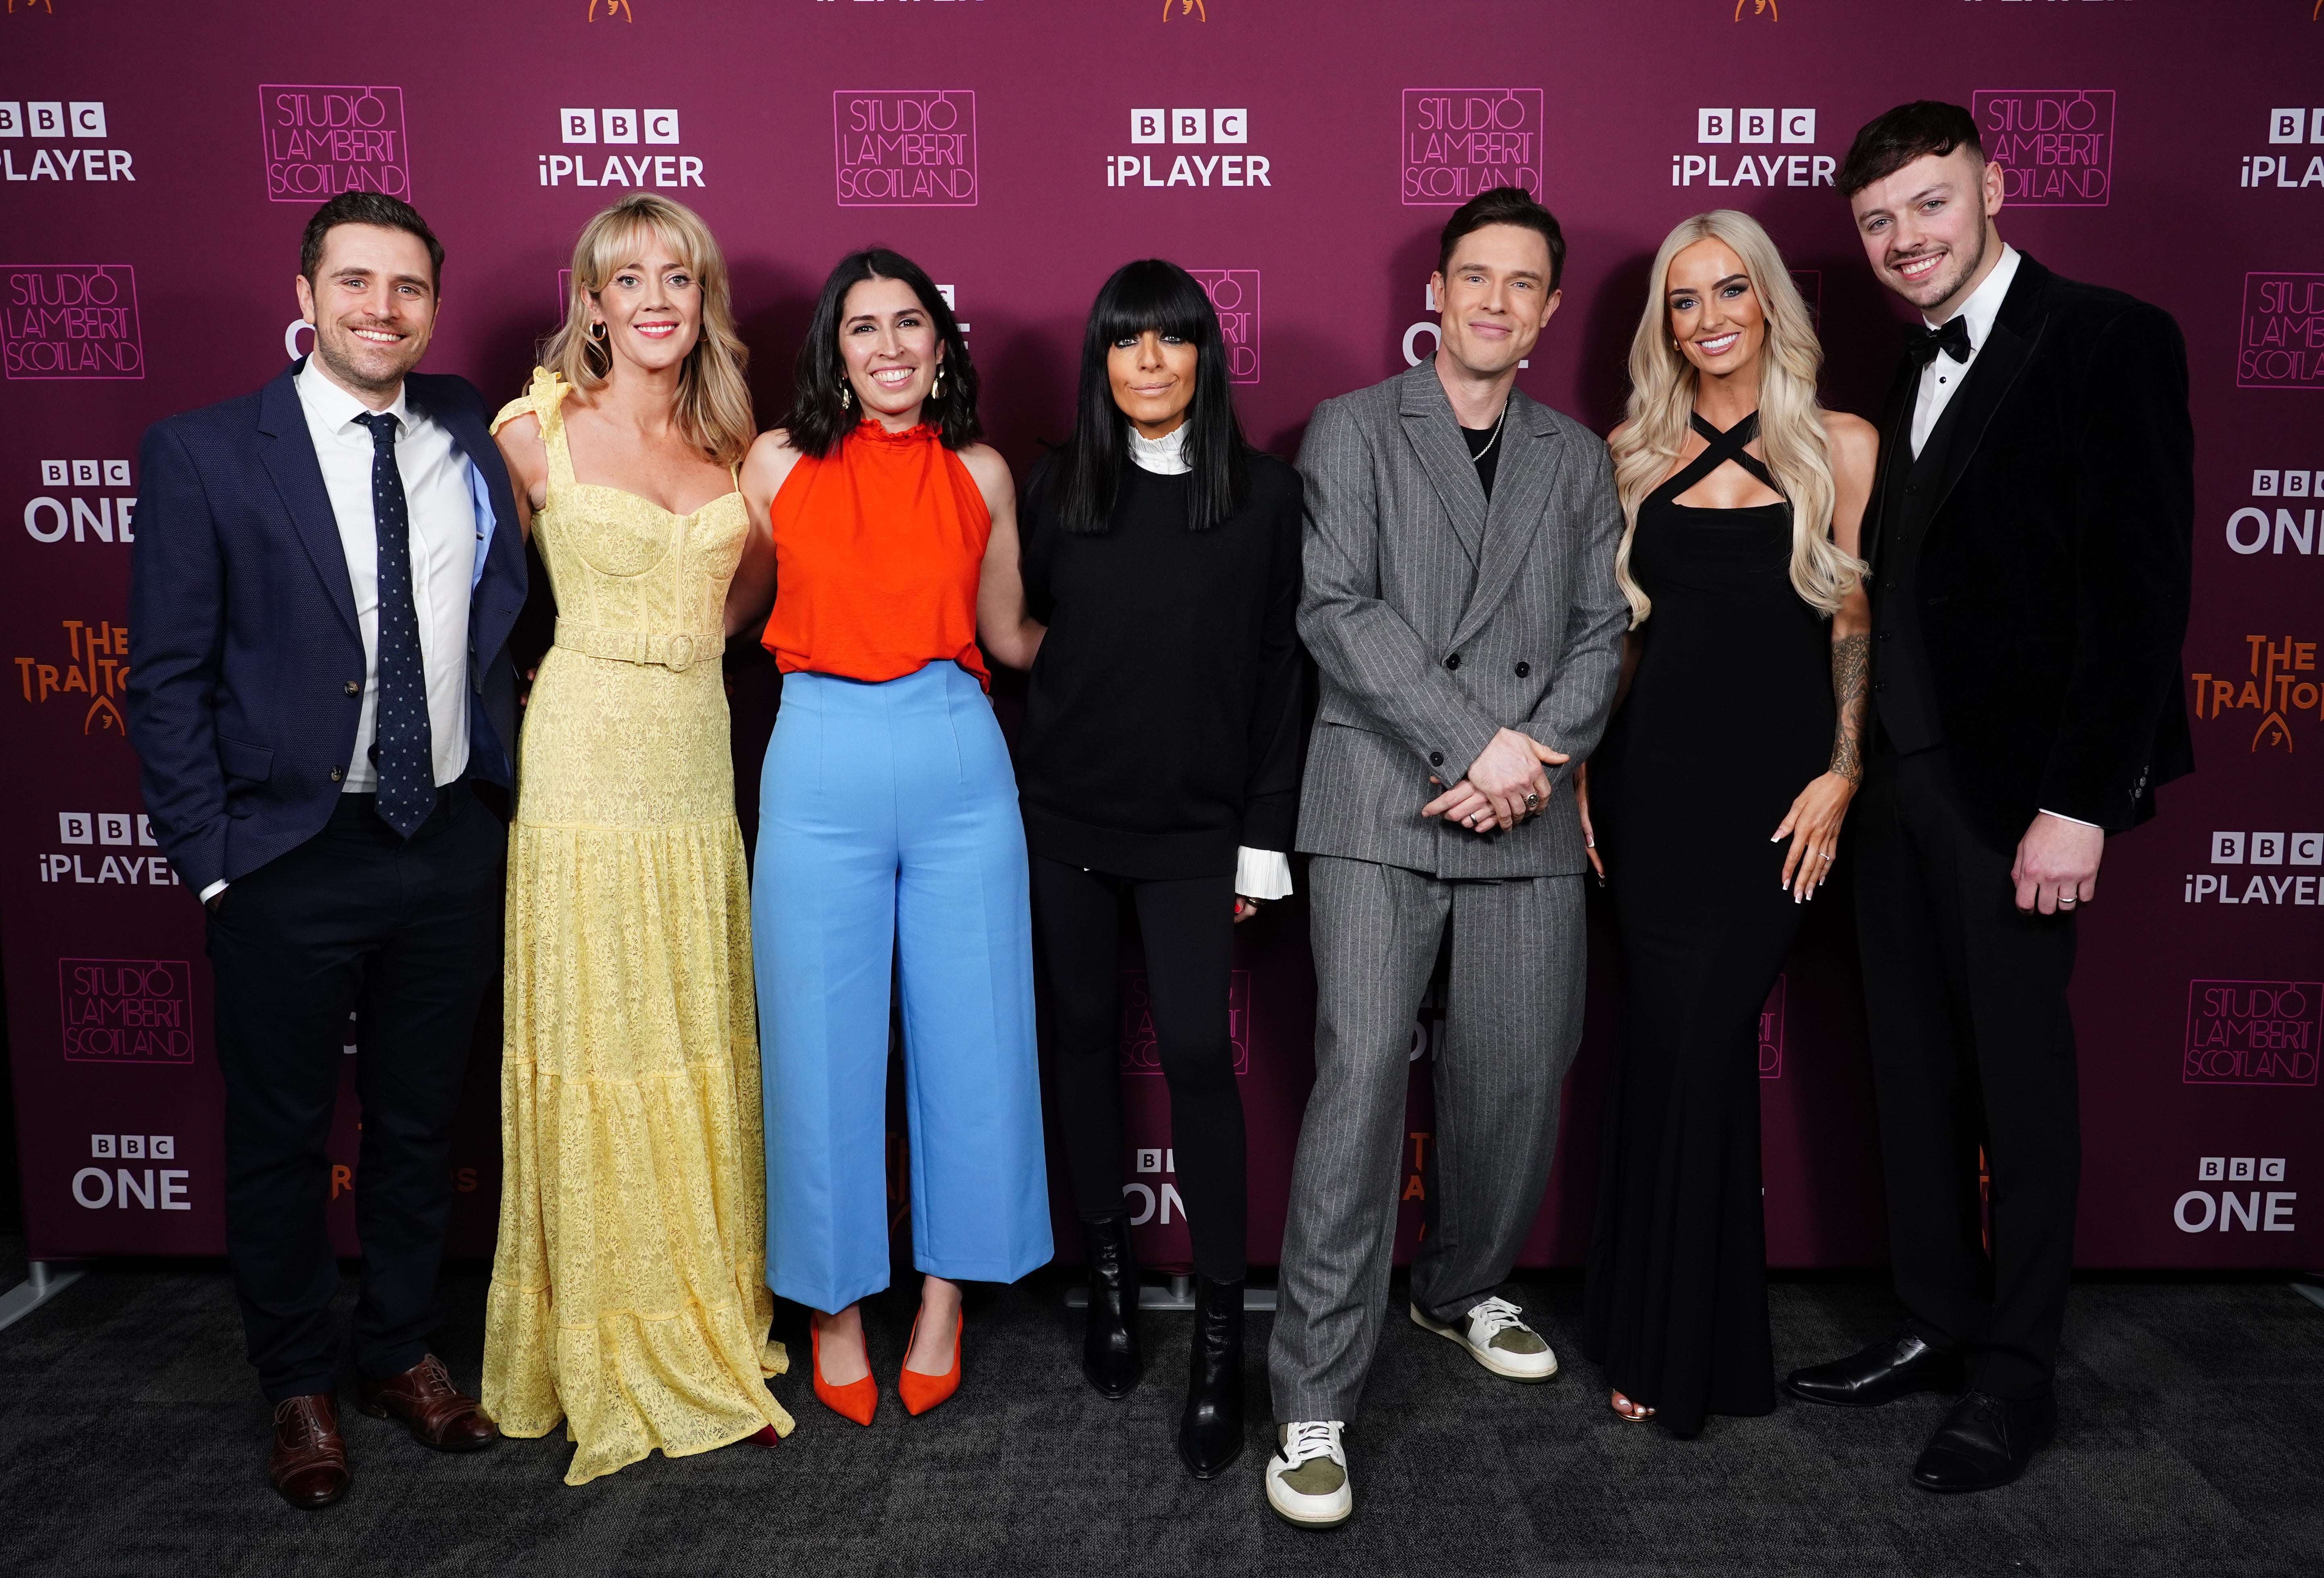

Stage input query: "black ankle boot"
[
  {"left": 1178, "top": 1276, "right": 1245, "bottom": 1478},
  {"left": 1080, "top": 1212, "right": 1143, "bottom": 1398}
]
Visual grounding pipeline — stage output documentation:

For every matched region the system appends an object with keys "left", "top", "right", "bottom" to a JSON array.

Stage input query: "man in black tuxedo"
[
  {"left": 127, "top": 193, "right": 527, "bottom": 1507},
  {"left": 1783, "top": 103, "right": 2192, "bottom": 1492}
]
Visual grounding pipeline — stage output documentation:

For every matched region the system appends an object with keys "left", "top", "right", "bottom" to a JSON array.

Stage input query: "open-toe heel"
[{"left": 1610, "top": 1390, "right": 1655, "bottom": 1423}]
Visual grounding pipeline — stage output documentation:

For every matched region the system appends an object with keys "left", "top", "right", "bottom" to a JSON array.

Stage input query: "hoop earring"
[{"left": 588, "top": 319, "right": 607, "bottom": 343}]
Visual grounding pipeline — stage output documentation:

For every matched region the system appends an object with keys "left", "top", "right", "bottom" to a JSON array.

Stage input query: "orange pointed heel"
[
  {"left": 899, "top": 1309, "right": 963, "bottom": 1417},
  {"left": 812, "top": 1323, "right": 878, "bottom": 1427}
]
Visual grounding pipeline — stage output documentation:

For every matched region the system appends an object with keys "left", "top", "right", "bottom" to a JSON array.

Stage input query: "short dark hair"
[
  {"left": 299, "top": 193, "right": 444, "bottom": 290},
  {"left": 1838, "top": 101, "right": 1985, "bottom": 199},
  {"left": 785, "top": 247, "right": 982, "bottom": 460},
  {"left": 1052, "top": 259, "right": 1250, "bottom": 536},
  {"left": 1436, "top": 186, "right": 1566, "bottom": 292}
]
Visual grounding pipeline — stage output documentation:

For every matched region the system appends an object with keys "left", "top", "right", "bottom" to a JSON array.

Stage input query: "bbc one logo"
[
  {"left": 259, "top": 85, "right": 410, "bottom": 203},
  {"left": 833, "top": 90, "right": 977, "bottom": 207},
  {"left": 1672, "top": 108, "right": 1833, "bottom": 190},
  {"left": 539, "top": 108, "right": 704, "bottom": 190},
  {"left": 23, "top": 458, "right": 134, "bottom": 545},
  {"left": 0, "top": 100, "right": 136, "bottom": 185},
  {"left": 2242, "top": 108, "right": 2324, "bottom": 190},
  {"left": 2183, "top": 832, "right": 2322, "bottom": 908},
  {"left": 1105, "top": 109, "right": 1268, "bottom": 192},
  {"left": 1970, "top": 89, "right": 2113, "bottom": 207},
  {"left": 2188, "top": 634, "right": 2315, "bottom": 753},
  {"left": 2, "top": 266, "right": 142, "bottom": 380},
  {"left": 1403, "top": 90, "right": 1541, "bottom": 206},
  {"left": 41, "top": 810, "right": 181, "bottom": 890},
  {"left": 2173, "top": 1157, "right": 2294, "bottom": 1236},
  {"left": 73, "top": 1135, "right": 193, "bottom": 1213},
  {"left": 2226, "top": 467, "right": 2322, "bottom": 559},
  {"left": 2238, "top": 273, "right": 2324, "bottom": 390}
]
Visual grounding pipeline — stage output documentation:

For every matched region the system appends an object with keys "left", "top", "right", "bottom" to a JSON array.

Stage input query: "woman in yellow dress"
[{"left": 481, "top": 194, "right": 789, "bottom": 1484}]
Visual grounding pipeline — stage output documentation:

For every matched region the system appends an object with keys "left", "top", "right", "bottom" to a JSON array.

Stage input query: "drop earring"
[
  {"left": 840, "top": 383, "right": 853, "bottom": 410},
  {"left": 932, "top": 367, "right": 945, "bottom": 400}
]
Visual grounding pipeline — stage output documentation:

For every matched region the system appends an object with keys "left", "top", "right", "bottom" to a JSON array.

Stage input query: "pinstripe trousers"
[{"left": 1269, "top": 854, "right": 1587, "bottom": 1423}]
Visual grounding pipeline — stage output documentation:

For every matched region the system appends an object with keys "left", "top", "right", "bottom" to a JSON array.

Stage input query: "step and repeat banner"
[{"left": 2, "top": 0, "right": 2318, "bottom": 1275}]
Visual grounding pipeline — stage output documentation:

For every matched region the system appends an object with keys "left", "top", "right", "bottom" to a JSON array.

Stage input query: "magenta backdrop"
[{"left": 3, "top": 0, "right": 2318, "bottom": 1276}]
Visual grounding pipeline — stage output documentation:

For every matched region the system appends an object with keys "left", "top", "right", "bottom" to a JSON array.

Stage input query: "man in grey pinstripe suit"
[{"left": 1264, "top": 188, "right": 1628, "bottom": 1528}]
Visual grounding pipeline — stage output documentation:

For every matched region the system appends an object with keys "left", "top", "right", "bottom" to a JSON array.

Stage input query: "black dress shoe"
[
  {"left": 1080, "top": 1211, "right": 1143, "bottom": 1398},
  {"left": 1783, "top": 1333, "right": 1967, "bottom": 1408},
  {"left": 1178, "top": 1276, "right": 1245, "bottom": 1479},
  {"left": 1912, "top": 1390, "right": 2056, "bottom": 1492}
]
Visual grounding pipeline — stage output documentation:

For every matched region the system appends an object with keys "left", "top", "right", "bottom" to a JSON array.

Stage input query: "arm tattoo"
[{"left": 1828, "top": 632, "right": 1870, "bottom": 785}]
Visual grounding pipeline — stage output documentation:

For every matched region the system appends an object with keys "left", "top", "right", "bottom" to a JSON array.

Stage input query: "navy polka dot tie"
[{"left": 353, "top": 411, "right": 437, "bottom": 839}]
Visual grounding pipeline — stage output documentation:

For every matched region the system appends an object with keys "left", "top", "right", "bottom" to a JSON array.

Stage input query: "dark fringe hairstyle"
[
  {"left": 1055, "top": 259, "right": 1249, "bottom": 534},
  {"left": 785, "top": 247, "right": 981, "bottom": 459},
  {"left": 1837, "top": 101, "right": 1985, "bottom": 198}
]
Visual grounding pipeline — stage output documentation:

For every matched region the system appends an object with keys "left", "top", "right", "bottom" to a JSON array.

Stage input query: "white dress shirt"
[
  {"left": 295, "top": 366, "right": 479, "bottom": 796},
  {"left": 1904, "top": 245, "right": 2093, "bottom": 834},
  {"left": 1126, "top": 421, "right": 1294, "bottom": 901},
  {"left": 1909, "top": 243, "right": 2019, "bottom": 458}
]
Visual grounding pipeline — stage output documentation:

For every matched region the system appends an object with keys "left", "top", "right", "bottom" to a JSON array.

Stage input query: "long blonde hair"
[
  {"left": 1610, "top": 209, "right": 1862, "bottom": 626},
  {"left": 539, "top": 194, "right": 754, "bottom": 467}
]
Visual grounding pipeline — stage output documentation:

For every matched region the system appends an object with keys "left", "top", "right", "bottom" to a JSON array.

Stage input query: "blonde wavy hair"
[
  {"left": 539, "top": 194, "right": 753, "bottom": 467},
  {"left": 1611, "top": 209, "right": 1862, "bottom": 626}
]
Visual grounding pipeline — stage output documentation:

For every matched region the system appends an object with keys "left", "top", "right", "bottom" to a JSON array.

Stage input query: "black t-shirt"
[
  {"left": 1463, "top": 417, "right": 1503, "bottom": 498},
  {"left": 1016, "top": 450, "right": 1307, "bottom": 879}
]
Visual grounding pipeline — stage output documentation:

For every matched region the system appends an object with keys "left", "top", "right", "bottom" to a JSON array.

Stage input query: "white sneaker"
[
  {"left": 1264, "top": 1420, "right": 1352, "bottom": 1528},
  {"left": 1411, "top": 1295, "right": 1559, "bottom": 1381}
]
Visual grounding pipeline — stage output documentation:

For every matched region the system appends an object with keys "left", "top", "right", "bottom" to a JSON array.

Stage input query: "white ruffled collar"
[{"left": 1126, "top": 421, "right": 1191, "bottom": 475}]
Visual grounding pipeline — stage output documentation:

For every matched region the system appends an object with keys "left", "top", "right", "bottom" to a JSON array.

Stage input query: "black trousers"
[
  {"left": 1030, "top": 855, "right": 1247, "bottom": 1282},
  {"left": 1853, "top": 743, "right": 2079, "bottom": 1400},
  {"left": 205, "top": 783, "right": 505, "bottom": 1403}
]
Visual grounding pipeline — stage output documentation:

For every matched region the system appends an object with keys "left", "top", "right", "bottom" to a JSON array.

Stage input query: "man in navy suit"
[{"left": 126, "top": 193, "right": 527, "bottom": 1509}]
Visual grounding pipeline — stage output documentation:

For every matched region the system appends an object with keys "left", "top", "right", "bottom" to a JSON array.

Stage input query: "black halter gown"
[{"left": 1580, "top": 412, "right": 1835, "bottom": 1438}]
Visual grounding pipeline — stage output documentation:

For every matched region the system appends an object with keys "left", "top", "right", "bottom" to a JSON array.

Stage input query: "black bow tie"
[{"left": 1904, "top": 316, "right": 1973, "bottom": 367}]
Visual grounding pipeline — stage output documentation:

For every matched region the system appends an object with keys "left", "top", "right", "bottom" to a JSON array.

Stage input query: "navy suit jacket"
[{"left": 125, "top": 360, "right": 528, "bottom": 894}]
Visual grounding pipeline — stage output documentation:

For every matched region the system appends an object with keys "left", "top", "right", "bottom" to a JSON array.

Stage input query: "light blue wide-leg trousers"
[{"left": 755, "top": 663, "right": 1052, "bottom": 1315}]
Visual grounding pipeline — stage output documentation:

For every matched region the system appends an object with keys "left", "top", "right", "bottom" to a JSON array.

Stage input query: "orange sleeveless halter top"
[{"left": 762, "top": 422, "right": 993, "bottom": 690}]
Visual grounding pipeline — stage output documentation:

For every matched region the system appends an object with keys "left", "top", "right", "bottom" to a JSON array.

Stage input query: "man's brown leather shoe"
[
  {"left": 354, "top": 1354, "right": 498, "bottom": 1452},
  {"left": 269, "top": 1393, "right": 349, "bottom": 1509}
]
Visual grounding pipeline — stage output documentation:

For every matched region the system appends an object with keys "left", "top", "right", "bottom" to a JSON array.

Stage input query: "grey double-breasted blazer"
[{"left": 1292, "top": 362, "right": 1628, "bottom": 880}]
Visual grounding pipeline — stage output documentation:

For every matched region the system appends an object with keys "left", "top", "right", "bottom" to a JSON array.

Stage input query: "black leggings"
[{"left": 1030, "top": 855, "right": 1248, "bottom": 1281}]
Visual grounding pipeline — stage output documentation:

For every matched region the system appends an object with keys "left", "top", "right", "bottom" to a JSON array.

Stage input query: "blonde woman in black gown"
[{"left": 1577, "top": 210, "right": 1876, "bottom": 1437}]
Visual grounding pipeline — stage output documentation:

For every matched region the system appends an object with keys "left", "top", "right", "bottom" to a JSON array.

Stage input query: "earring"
[
  {"left": 840, "top": 383, "right": 853, "bottom": 410},
  {"left": 588, "top": 320, "right": 607, "bottom": 343},
  {"left": 932, "top": 368, "right": 945, "bottom": 400}
]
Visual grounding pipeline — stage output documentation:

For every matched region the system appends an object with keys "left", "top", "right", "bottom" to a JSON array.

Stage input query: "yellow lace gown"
[{"left": 482, "top": 368, "right": 791, "bottom": 1485}]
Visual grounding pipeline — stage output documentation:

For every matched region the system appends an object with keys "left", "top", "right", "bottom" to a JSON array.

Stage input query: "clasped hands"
[{"left": 1423, "top": 727, "right": 1568, "bottom": 835}]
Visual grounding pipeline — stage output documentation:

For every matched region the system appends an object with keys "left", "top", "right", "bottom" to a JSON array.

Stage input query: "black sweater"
[{"left": 1016, "top": 449, "right": 1306, "bottom": 879}]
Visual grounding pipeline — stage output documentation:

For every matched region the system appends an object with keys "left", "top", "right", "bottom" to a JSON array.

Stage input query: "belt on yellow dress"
[{"left": 553, "top": 622, "right": 721, "bottom": 674}]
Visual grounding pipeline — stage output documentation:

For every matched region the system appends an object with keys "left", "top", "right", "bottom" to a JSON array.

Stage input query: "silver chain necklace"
[{"left": 1469, "top": 402, "right": 1509, "bottom": 463}]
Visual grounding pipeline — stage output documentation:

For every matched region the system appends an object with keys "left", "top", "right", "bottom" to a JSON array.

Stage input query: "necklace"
[{"left": 1469, "top": 402, "right": 1509, "bottom": 463}]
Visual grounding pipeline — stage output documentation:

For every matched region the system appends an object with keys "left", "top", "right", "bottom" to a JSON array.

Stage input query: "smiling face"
[
  {"left": 1664, "top": 236, "right": 1766, "bottom": 386},
  {"left": 293, "top": 222, "right": 437, "bottom": 401},
  {"left": 838, "top": 274, "right": 943, "bottom": 427},
  {"left": 1106, "top": 327, "right": 1199, "bottom": 439},
  {"left": 1430, "top": 222, "right": 1561, "bottom": 381},
  {"left": 1848, "top": 145, "right": 2005, "bottom": 318},
  {"left": 588, "top": 229, "right": 702, "bottom": 375}
]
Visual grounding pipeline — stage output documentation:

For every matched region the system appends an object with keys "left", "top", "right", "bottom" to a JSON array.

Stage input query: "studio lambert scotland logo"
[
  {"left": 1189, "top": 270, "right": 1259, "bottom": 383},
  {"left": 2184, "top": 981, "right": 2318, "bottom": 1086},
  {"left": 60, "top": 959, "right": 192, "bottom": 1065},
  {"left": 1970, "top": 90, "right": 2113, "bottom": 207},
  {"left": 1121, "top": 970, "right": 1251, "bottom": 1075},
  {"left": 833, "top": 90, "right": 976, "bottom": 207},
  {"left": 1403, "top": 90, "right": 1541, "bottom": 206},
  {"left": 2239, "top": 273, "right": 2324, "bottom": 389},
  {"left": 259, "top": 85, "right": 410, "bottom": 203},
  {"left": 2, "top": 266, "right": 140, "bottom": 380}
]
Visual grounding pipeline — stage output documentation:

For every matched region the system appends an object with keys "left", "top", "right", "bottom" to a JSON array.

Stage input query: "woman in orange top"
[{"left": 734, "top": 248, "right": 1048, "bottom": 1426}]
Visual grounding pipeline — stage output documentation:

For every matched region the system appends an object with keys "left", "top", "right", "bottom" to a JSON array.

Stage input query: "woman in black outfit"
[
  {"left": 1016, "top": 259, "right": 1304, "bottom": 1478},
  {"left": 1577, "top": 211, "right": 1876, "bottom": 1438}
]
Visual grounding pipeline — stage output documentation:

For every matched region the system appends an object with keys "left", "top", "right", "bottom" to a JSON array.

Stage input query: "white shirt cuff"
[
  {"left": 1235, "top": 847, "right": 1294, "bottom": 902},
  {"left": 199, "top": 879, "right": 228, "bottom": 903},
  {"left": 2037, "top": 808, "right": 2101, "bottom": 830}
]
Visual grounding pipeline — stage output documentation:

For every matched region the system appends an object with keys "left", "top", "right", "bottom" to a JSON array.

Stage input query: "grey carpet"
[{"left": 0, "top": 1239, "right": 2316, "bottom": 1577}]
